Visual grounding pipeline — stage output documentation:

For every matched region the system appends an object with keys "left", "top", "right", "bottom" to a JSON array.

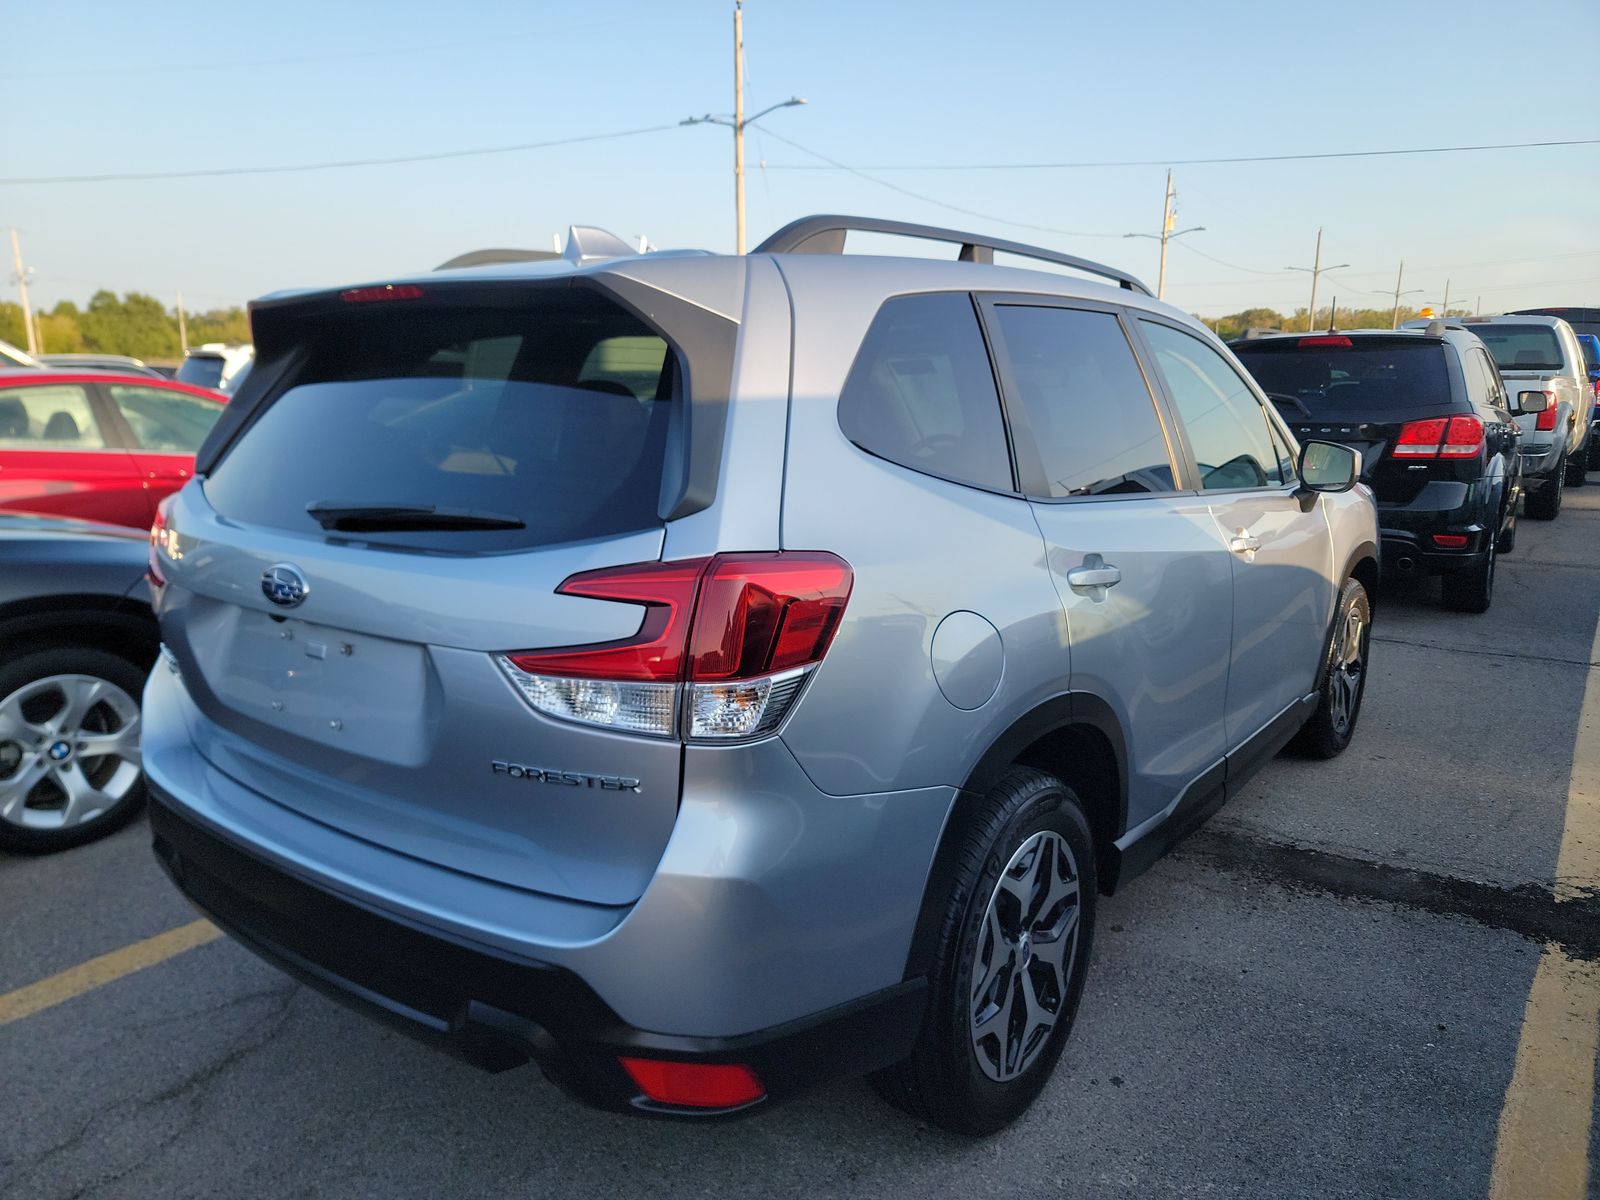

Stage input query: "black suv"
[{"left": 1231, "top": 328, "right": 1529, "bottom": 613}]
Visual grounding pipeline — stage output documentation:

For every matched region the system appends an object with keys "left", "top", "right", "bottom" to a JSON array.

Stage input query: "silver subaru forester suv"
[{"left": 144, "top": 216, "right": 1379, "bottom": 1134}]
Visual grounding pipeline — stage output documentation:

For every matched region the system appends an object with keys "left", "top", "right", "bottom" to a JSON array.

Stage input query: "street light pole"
[
  {"left": 733, "top": 1, "right": 746, "bottom": 254},
  {"left": 1123, "top": 169, "right": 1202, "bottom": 301},
  {"left": 1286, "top": 229, "right": 1349, "bottom": 333},
  {"left": 1390, "top": 261, "right": 1421, "bottom": 330},
  {"left": 8, "top": 229, "right": 37, "bottom": 356},
  {"left": 681, "top": 4, "right": 806, "bottom": 254}
]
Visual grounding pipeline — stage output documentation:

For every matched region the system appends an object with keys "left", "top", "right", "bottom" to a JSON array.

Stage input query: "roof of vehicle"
[
  {"left": 40, "top": 353, "right": 151, "bottom": 367},
  {"left": 1231, "top": 327, "right": 1463, "bottom": 348},
  {"left": 0, "top": 368, "right": 226, "bottom": 400},
  {"left": 0, "top": 338, "right": 41, "bottom": 369},
  {"left": 251, "top": 214, "right": 1187, "bottom": 329},
  {"left": 1403, "top": 314, "right": 1569, "bottom": 330}
]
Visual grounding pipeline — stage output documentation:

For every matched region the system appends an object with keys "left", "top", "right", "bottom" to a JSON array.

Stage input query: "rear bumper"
[
  {"left": 149, "top": 790, "right": 925, "bottom": 1117},
  {"left": 1376, "top": 480, "right": 1496, "bottom": 576}
]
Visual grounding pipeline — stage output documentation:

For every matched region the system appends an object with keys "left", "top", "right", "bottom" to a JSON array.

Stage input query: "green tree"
[
  {"left": 78, "top": 290, "right": 181, "bottom": 358},
  {"left": 0, "top": 302, "right": 27, "bottom": 349},
  {"left": 186, "top": 307, "right": 251, "bottom": 345}
]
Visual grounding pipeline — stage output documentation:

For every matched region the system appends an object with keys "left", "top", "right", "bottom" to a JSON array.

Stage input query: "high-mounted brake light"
[
  {"left": 618, "top": 1058, "right": 765, "bottom": 1109},
  {"left": 339, "top": 284, "right": 424, "bottom": 303},
  {"left": 498, "top": 553, "right": 853, "bottom": 740},
  {"left": 1298, "top": 335, "right": 1353, "bottom": 348}
]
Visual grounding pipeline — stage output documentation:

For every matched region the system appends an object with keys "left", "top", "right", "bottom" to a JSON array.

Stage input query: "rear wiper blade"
[
  {"left": 1266, "top": 392, "right": 1315, "bottom": 418},
  {"left": 306, "top": 502, "right": 525, "bottom": 532}
]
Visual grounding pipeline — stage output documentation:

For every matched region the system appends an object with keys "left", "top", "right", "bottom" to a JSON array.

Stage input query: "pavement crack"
[
  {"left": 1175, "top": 827, "right": 1600, "bottom": 961},
  {"left": 1371, "top": 634, "right": 1597, "bottom": 669}
]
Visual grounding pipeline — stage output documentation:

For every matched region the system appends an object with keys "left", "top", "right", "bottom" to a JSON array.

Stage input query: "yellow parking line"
[
  {"left": 0, "top": 918, "right": 220, "bottom": 1027},
  {"left": 1489, "top": 619, "right": 1600, "bottom": 1200}
]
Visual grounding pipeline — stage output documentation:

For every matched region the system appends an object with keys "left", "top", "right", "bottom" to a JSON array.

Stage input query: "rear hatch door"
[
  {"left": 1232, "top": 334, "right": 1465, "bottom": 504},
  {"left": 157, "top": 281, "right": 719, "bottom": 906}
]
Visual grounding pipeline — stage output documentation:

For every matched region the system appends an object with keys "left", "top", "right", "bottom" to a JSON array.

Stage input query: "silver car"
[
  {"left": 1404, "top": 314, "right": 1593, "bottom": 518},
  {"left": 143, "top": 216, "right": 1379, "bottom": 1133}
]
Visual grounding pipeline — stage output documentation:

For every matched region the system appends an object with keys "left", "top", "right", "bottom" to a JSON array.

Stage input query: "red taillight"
[
  {"left": 147, "top": 501, "right": 171, "bottom": 588},
  {"left": 1440, "top": 415, "right": 1485, "bottom": 458},
  {"left": 1534, "top": 392, "right": 1559, "bottom": 432},
  {"left": 1392, "top": 418, "right": 1448, "bottom": 457},
  {"left": 500, "top": 553, "right": 853, "bottom": 740},
  {"left": 1432, "top": 533, "right": 1470, "bottom": 549},
  {"left": 339, "top": 284, "right": 424, "bottom": 303},
  {"left": 1298, "top": 335, "right": 1353, "bottom": 348},
  {"left": 618, "top": 1058, "right": 765, "bottom": 1109}
]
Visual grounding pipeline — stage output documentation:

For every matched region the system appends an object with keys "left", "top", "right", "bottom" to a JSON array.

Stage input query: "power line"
[
  {"left": 1170, "top": 241, "right": 1295, "bottom": 276},
  {"left": 761, "top": 137, "right": 1600, "bottom": 172},
  {"left": 0, "top": 124, "right": 683, "bottom": 186},
  {"left": 755, "top": 128, "right": 1125, "bottom": 239}
]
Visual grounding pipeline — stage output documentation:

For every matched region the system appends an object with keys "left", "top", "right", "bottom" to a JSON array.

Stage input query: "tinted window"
[
  {"left": 991, "top": 305, "right": 1174, "bottom": 497},
  {"left": 175, "top": 356, "right": 226, "bottom": 389},
  {"left": 109, "top": 385, "right": 223, "bottom": 453},
  {"left": 1142, "top": 322, "right": 1286, "bottom": 491},
  {"left": 204, "top": 294, "right": 675, "bottom": 552},
  {"left": 1470, "top": 325, "right": 1565, "bottom": 372},
  {"left": 1233, "top": 339, "right": 1453, "bottom": 417},
  {"left": 838, "top": 293, "right": 1013, "bottom": 491},
  {"left": 1471, "top": 350, "right": 1507, "bottom": 408},
  {"left": 0, "top": 384, "right": 106, "bottom": 449}
]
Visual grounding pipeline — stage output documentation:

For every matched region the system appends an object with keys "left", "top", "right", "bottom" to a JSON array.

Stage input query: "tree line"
[
  {"left": 1200, "top": 303, "right": 1473, "bottom": 343},
  {"left": 0, "top": 292, "right": 249, "bottom": 362}
]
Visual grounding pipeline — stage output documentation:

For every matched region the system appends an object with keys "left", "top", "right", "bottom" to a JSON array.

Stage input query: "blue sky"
[{"left": 5, "top": 0, "right": 1597, "bottom": 318}]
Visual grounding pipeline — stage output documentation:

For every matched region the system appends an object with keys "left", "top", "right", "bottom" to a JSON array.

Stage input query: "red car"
[{"left": 0, "top": 370, "right": 226, "bottom": 529}]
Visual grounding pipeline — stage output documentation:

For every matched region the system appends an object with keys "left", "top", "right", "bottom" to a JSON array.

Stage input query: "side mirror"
[
  {"left": 1296, "top": 440, "right": 1360, "bottom": 510},
  {"left": 1516, "top": 390, "right": 1552, "bottom": 415}
]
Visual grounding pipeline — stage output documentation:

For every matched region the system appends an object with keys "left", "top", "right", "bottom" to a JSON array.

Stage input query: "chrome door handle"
[{"left": 1066, "top": 563, "right": 1121, "bottom": 590}]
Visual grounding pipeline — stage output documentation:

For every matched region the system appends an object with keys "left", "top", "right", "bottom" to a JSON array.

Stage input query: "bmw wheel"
[
  {"left": 0, "top": 647, "right": 146, "bottom": 854},
  {"left": 1290, "top": 577, "right": 1371, "bottom": 759},
  {"left": 873, "top": 766, "right": 1096, "bottom": 1135}
]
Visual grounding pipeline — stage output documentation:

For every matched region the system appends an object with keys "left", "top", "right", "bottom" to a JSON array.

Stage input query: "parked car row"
[{"left": 2, "top": 216, "right": 1590, "bottom": 1138}]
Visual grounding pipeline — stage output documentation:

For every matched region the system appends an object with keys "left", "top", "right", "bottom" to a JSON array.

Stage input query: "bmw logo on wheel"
[{"left": 261, "top": 563, "right": 310, "bottom": 609}]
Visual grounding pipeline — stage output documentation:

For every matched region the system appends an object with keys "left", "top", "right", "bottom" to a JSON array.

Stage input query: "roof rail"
[{"left": 752, "top": 214, "right": 1152, "bottom": 295}]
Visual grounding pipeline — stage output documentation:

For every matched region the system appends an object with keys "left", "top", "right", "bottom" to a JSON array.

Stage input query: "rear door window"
[
  {"left": 0, "top": 384, "right": 108, "bottom": 449},
  {"left": 988, "top": 304, "right": 1176, "bottom": 497},
  {"left": 1141, "top": 321, "right": 1288, "bottom": 491},
  {"left": 837, "top": 292, "right": 1014, "bottom": 492},
  {"left": 108, "top": 385, "right": 223, "bottom": 453},
  {"left": 1471, "top": 325, "right": 1566, "bottom": 372},
  {"left": 203, "top": 292, "right": 677, "bottom": 551}
]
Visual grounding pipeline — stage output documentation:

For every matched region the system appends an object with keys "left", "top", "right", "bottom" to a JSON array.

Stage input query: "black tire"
[
  {"left": 872, "top": 767, "right": 1096, "bottom": 1135},
  {"left": 0, "top": 646, "right": 147, "bottom": 854},
  {"left": 1289, "top": 577, "right": 1371, "bottom": 760},
  {"left": 1527, "top": 455, "right": 1565, "bottom": 520},
  {"left": 1440, "top": 528, "right": 1496, "bottom": 614}
]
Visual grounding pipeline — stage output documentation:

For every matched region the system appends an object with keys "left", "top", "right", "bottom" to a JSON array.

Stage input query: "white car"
[{"left": 175, "top": 342, "right": 254, "bottom": 393}]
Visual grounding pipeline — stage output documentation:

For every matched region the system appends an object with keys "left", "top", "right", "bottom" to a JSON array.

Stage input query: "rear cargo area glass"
[
  {"left": 1234, "top": 341, "right": 1450, "bottom": 416},
  {"left": 203, "top": 295, "right": 674, "bottom": 551}
]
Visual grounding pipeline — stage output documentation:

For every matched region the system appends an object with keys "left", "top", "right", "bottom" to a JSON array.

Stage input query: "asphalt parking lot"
[{"left": 3, "top": 493, "right": 1598, "bottom": 1200}]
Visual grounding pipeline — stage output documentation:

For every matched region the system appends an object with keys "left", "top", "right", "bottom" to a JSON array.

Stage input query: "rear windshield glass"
[
  {"left": 175, "top": 356, "right": 226, "bottom": 389},
  {"left": 1232, "top": 340, "right": 1452, "bottom": 417},
  {"left": 1468, "top": 325, "right": 1565, "bottom": 372},
  {"left": 203, "top": 293, "right": 675, "bottom": 551}
]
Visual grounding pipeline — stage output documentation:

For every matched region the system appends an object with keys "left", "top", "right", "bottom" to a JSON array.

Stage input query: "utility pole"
[
  {"left": 176, "top": 291, "right": 189, "bottom": 355},
  {"left": 1390, "top": 261, "right": 1421, "bottom": 329},
  {"left": 1123, "top": 170, "right": 1203, "bottom": 301},
  {"left": 681, "top": 5, "right": 805, "bottom": 253},
  {"left": 1286, "top": 229, "right": 1349, "bottom": 333},
  {"left": 8, "top": 229, "right": 37, "bottom": 355},
  {"left": 1442, "top": 278, "right": 1452, "bottom": 318}
]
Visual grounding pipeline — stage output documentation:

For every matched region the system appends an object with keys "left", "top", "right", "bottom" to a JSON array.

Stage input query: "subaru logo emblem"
[{"left": 261, "top": 563, "right": 310, "bottom": 609}]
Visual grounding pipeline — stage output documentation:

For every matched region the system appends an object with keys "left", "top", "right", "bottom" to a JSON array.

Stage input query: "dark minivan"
[{"left": 1232, "top": 327, "right": 1538, "bottom": 612}]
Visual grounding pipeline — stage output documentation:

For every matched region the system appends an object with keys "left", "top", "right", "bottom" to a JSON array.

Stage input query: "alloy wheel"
[
  {"left": 1328, "top": 603, "right": 1365, "bottom": 734},
  {"left": 0, "top": 674, "right": 142, "bottom": 831},
  {"left": 969, "top": 830, "right": 1081, "bottom": 1083}
]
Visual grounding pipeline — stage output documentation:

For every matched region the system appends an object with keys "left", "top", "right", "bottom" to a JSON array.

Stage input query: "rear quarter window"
[
  {"left": 203, "top": 293, "right": 677, "bottom": 552},
  {"left": 837, "top": 292, "right": 1014, "bottom": 492}
]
